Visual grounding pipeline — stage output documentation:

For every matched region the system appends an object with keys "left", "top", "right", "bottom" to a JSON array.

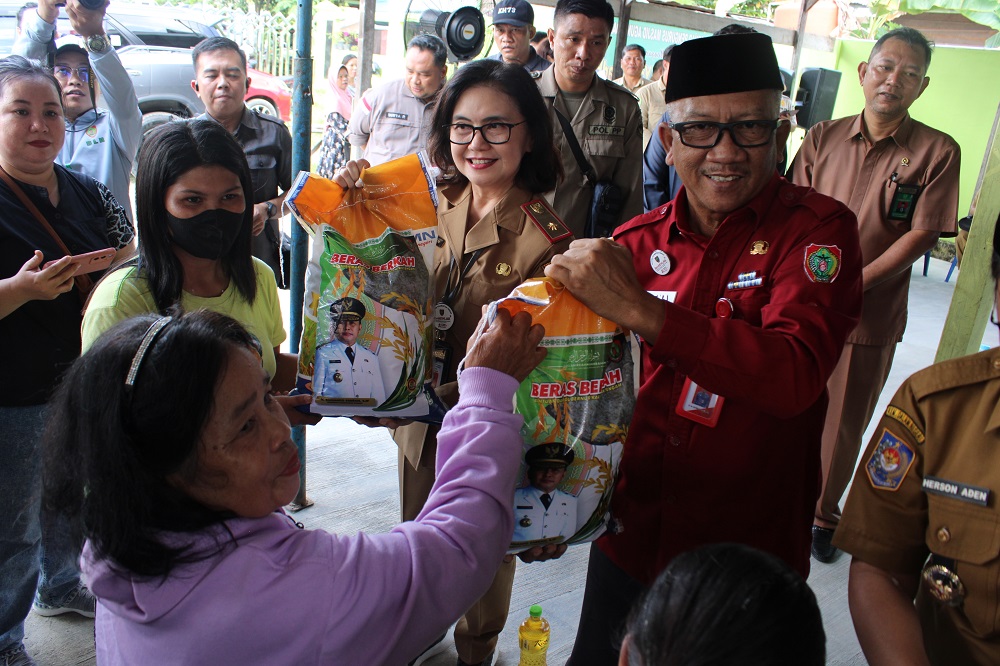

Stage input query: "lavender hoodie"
[{"left": 83, "top": 367, "right": 522, "bottom": 665}]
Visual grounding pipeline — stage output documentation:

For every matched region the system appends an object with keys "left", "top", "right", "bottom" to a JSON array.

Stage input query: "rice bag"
[
  {"left": 286, "top": 153, "right": 446, "bottom": 421},
  {"left": 483, "top": 278, "right": 636, "bottom": 553}
]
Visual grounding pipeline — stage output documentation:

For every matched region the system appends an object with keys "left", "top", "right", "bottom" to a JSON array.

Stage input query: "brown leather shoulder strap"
[{"left": 0, "top": 165, "right": 94, "bottom": 298}]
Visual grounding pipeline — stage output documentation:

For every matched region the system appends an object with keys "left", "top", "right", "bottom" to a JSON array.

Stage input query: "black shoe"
[
  {"left": 811, "top": 525, "right": 841, "bottom": 563},
  {"left": 409, "top": 633, "right": 448, "bottom": 666},
  {"left": 457, "top": 653, "right": 494, "bottom": 666}
]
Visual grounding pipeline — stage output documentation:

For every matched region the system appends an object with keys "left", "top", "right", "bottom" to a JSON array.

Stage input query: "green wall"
[{"left": 795, "top": 39, "right": 1000, "bottom": 214}]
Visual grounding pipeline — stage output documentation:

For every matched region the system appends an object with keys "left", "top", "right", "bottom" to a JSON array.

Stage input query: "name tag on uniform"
[
  {"left": 648, "top": 290, "right": 676, "bottom": 302},
  {"left": 588, "top": 125, "right": 624, "bottom": 137},
  {"left": 386, "top": 112, "right": 409, "bottom": 120},
  {"left": 888, "top": 183, "right": 922, "bottom": 222},
  {"left": 923, "top": 476, "right": 990, "bottom": 507}
]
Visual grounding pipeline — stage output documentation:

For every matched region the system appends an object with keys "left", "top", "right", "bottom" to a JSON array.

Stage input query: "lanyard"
[{"left": 441, "top": 247, "right": 485, "bottom": 308}]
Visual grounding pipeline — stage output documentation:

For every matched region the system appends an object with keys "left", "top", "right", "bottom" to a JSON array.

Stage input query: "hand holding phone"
[{"left": 43, "top": 247, "right": 115, "bottom": 276}]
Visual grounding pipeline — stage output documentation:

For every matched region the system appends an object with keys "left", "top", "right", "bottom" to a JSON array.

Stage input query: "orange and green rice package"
[
  {"left": 286, "top": 153, "right": 446, "bottom": 420},
  {"left": 484, "top": 278, "right": 636, "bottom": 553}
]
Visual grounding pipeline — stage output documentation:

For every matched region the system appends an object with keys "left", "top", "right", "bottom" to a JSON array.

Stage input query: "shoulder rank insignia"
[
  {"left": 803, "top": 244, "right": 842, "bottom": 283},
  {"left": 522, "top": 199, "right": 572, "bottom": 244},
  {"left": 866, "top": 429, "right": 915, "bottom": 491}
]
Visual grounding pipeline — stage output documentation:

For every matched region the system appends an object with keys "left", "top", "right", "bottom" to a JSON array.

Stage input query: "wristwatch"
[
  {"left": 265, "top": 201, "right": 277, "bottom": 219},
  {"left": 85, "top": 34, "right": 111, "bottom": 54}
]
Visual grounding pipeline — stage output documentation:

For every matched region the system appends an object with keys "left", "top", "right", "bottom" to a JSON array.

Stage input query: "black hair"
[
  {"left": 714, "top": 23, "right": 757, "bottom": 36},
  {"left": 650, "top": 59, "right": 663, "bottom": 77},
  {"left": 624, "top": 543, "right": 826, "bottom": 666},
  {"left": 622, "top": 44, "right": 645, "bottom": 59},
  {"left": 16, "top": 2, "right": 37, "bottom": 26},
  {"left": 407, "top": 33, "right": 448, "bottom": 69},
  {"left": 44, "top": 310, "right": 257, "bottom": 577},
  {"left": 342, "top": 53, "right": 357, "bottom": 66},
  {"left": 871, "top": 27, "right": 933, "bottom": 70},
  {"left": 133, "top": 119, "right": 256, "bottom": 312},
  {"left": 429, "top": 59, "right": 560, "bottom": 194},
  {"left": 553, "top": 0, "right": 615, "bottom": 34},
  {"left": 531, "top": 31, "right": 547, "bottom": 43},
  {"left": 0, "top": 54, "right": 62, "bottom": 104},
  {"left": 662, "top": 44, "right": 675, "bottom": 61},
  {"left": 192, "top": 36, "right": 248, "bottom": 72}
]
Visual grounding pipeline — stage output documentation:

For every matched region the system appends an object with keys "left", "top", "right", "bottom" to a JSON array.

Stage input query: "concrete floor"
[{"left": 21, "top": 256, "right": 971, "bottom": 665}]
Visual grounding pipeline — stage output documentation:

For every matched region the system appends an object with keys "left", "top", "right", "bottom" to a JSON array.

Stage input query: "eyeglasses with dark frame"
[
  {"left": 668, "top": 119, "right": 781, "bottom": 149},
  {"left": 446, "top": 121, "right": 527, "bottom": 145},
  {"left": 52, "top": 65, "right": 91, "bottom": 82}
]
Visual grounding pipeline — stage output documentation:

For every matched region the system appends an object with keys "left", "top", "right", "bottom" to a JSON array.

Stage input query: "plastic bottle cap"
[{"left": 529, "top": 604, "right": 542, "bottom": 618}]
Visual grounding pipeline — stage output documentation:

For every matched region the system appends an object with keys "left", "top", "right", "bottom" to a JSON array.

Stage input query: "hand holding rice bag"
[
  {"left": 285, "top": 153, "right": 446, "bottom": 421},
  {"left": 481, "top": 278, "right": 637, "bottom": 552}
]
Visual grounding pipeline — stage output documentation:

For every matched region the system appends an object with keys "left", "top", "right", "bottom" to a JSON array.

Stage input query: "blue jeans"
[{"left": 0, "top": 404, "right": 83, "bottom": 656}]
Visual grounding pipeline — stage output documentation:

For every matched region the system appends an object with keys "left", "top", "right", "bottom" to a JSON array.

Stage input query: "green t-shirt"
[{"left": 82, "top": 258, "right": 287, "bottom": 378}]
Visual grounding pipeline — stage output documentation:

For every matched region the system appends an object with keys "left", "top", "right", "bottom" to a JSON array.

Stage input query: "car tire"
[
  {"left": 247, "top": 97, "right": 279, "bottom": 117},
  {"left": 132, "top": 111, "right": 184, "bottom": 177}
]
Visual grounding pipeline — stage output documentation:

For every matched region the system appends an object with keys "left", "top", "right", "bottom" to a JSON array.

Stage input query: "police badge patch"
[
  {"left": 803, "top": 244, "right": 842, "bottom": 283},
  {"left": 866, "top": 429, "right": 915, "bottom": 491}
]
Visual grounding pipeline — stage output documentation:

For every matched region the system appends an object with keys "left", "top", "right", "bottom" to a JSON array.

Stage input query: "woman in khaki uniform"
[
  {"left": 335, "top": 59, "right": 571, "bottom": 666},
  {"left": 834, "top": 222, "right": 1000, "bottom": 665}
]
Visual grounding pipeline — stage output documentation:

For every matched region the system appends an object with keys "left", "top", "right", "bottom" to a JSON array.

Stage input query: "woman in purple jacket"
[{"left": 43, "top": 308, "right": 545, "bottom": 665}]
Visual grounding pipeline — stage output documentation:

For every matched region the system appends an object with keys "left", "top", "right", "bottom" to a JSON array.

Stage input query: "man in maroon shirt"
[{"left": 546, "top": 32, "right": 864, "bottom": 665}]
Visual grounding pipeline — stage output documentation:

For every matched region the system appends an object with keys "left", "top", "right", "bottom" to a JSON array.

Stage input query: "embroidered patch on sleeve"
[
  {"left": 803, "top": 244, "right": 842, "bottom": 283},
  {"left": 885, "top": 406, "right": 925, "bottom": 445},
  {"left": 866, "top": 429, "right": 916, "bottom": 491}
]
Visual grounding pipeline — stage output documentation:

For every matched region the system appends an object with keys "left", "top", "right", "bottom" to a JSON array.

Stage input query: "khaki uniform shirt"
[
  {"left": 537, "top": 68, "right": 643, "bottom": 237},
  {"left": 790, "top": 114, "right": 960, "bottom": 345},
  {"left": 393, "top": 183, "right": 574, "bottom": 468},
  {"left": 636, "top": 77, "right": 667, "bottom": 149},
  {"left": 347, "top": 79, "right": 436, "bottom": 167},
  {"left": 612, "top": 75, "right": 651, "bottom": 94},
  {"left": 835, "top": 347, "right": 1000, "bottom": 664}
]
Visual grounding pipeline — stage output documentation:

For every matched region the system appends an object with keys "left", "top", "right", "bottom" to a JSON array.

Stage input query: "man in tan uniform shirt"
[
  {"left": 611, "top": 43, "right": 651, "bottom": 93},
  {"left": 538, "top": 0, "right": 643, "bottom": 238},
  {"left": 636, "top": 45, "right": 672, "bottom": 148},
  {"left": 834, "top": 222, "right": 1000, "bottom": 665},
  {"left": 789, "top": 27, "right": 960, "bottom": 563}
]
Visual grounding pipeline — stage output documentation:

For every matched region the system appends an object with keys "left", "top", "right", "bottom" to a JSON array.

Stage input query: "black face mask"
[{"left": 166, "top": 208, "right": 244, "bottom": 260}]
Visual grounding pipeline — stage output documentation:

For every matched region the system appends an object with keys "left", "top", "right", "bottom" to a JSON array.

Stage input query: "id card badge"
[
  {"left": 675, "top": 377, "right": 724, "bottom": 427},
  {"left": 888, "top": 183, "right": 922, "bottom": 223},
  {"left": 432, "top": 340, "right": 453, "bottom": 388}
]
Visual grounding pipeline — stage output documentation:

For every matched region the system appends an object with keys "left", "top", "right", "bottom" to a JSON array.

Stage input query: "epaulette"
[
  {"left": 613, "top": 203, "right": 672, "bottom": 239},
  {"left": 521, "top": 199, "right": 572, "bottom": 244},
  {"left": 777, "top": 180, "right": 850, "bottom": 220},
  {"left": 254, "top": 110, "right": 288, "bottom": 128},
  {"left": 906, "top": 348, "right": 1000, "bottom": 400}
]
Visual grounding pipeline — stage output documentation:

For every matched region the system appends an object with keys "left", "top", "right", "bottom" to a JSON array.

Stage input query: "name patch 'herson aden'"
[{"left": 922, "top": 476, "right": 991, "bottom": 507}]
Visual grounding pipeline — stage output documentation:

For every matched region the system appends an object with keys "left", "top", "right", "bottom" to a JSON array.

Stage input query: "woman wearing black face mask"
[{"left": 81, "top": 119, "right": 313, "bottom": 422}]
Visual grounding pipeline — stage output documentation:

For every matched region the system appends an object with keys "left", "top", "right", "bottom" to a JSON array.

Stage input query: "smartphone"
[{"left": 44, "top": 247, "right": 116, "bottom": 276}]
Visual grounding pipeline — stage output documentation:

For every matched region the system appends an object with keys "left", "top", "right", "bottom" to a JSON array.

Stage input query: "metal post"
[
  {"left": 611, "top": 0, "right": 632, "bottom": 80},
  {"left": 288, "top": 0, "right": 314, "bottom": 511}
]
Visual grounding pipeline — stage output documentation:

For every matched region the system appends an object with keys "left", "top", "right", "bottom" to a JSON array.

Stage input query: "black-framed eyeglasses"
[
  {"left": 446, "top": 121, "right": 526, "bottom": 145},
  {"left": 669, "top": 119, "right": 781, "bottom": 149},
  {"left": 53, "top": 65, "right": 91, "bottom": 82}
]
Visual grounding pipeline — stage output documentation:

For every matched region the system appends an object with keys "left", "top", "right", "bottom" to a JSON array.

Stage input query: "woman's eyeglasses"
[{"left": 446, "top": 121, "right": 526, "bottom": 145}]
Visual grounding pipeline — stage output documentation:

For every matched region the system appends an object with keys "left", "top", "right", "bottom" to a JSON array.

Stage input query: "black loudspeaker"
[
  {"left": 404, "top": 4, "right": 485, "bottom": 62},
  {"left": 796, "top": 68, "right": 842, "bottom": 130}
]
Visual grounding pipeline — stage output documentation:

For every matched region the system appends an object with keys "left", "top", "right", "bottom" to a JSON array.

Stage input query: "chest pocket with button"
[
  {"left": 925, "top": 496, "right": 1000, "bottom": 635},
  {"left": 249, "top": 154, "right": 278, "bottom": 201}
]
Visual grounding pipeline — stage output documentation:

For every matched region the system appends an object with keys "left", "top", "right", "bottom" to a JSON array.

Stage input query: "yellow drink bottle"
[{"left": 518, "top": 604, "right": 550, "bottom": 666}]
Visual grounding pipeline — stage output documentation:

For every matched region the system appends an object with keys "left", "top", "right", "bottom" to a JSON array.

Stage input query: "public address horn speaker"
[{"left": 404, "top": 0, "right": 487, "bottom": 62}]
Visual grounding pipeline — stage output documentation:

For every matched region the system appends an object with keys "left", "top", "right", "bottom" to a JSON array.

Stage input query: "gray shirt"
[{"left": 347, "top": 78, "right": 437, "bottom": 166}]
